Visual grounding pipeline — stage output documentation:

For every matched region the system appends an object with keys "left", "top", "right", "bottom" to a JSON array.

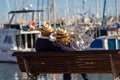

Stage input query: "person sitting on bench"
[
  {"left": 35, "top": 22, "right": 55, "bottom": 80},
  {"left": 51, "top": 27, "right": 90, "bottom": 80}
]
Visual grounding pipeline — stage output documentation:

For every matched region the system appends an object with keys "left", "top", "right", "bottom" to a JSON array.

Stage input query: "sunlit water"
[{"left": 0, "top": 63, "right": 113, "bottom": 80}]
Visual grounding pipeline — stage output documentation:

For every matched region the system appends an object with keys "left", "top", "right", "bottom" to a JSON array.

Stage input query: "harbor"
[
  {"left": 0, "top": 0, "right": 120, "bottom": 80},
  {"left": 0, "top": 63, "right": 113, "bottom": 80}
]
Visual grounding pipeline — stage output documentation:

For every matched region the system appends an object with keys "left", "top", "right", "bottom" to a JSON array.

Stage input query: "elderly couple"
[{"left": 35, "top": 22, "right": 90, "bottom": 80}]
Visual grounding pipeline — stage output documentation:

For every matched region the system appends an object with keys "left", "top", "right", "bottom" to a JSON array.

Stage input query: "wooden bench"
[{"left": 12, "top": 50, "right": 120, "bottom": 80}]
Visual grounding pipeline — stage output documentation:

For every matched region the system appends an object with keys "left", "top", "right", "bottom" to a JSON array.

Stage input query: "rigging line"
[
  {"left": 40, "top": 0, "right": 44, "bottom": 21},
  {"left": 99, "top": 0, "right": 102, "bottom": 18},
  {"left": 66, "top": 0, "right": 69, "bottom": 20},
  {"left": 49, "top": 1, "right": 54, "bottom": 23},
  {"left": 65, "top": 0, "right": 69, "bottom": 24},
  {"left": 37, "top": 0, "right": 40, "bottom": 22},
  {"left": 96, "top": 0, "right": 98, "bottom": 18},
  {"left": 76, "top": 0, "right": 80, "bottom": 14},
  {"left": 54, "top": 1, "right": 62, "bottom": 27},
  {"left": 6, "top": 0, "right": 10, "bottom": 22},
  {"left": 89, "top": 0, "right": 92, "bottom": 18},
  {"left": 47, "top": 0, "right": 50, "bottom": 22},
  {"left": 52, "top": 0, "right": 55, "bottom": 26}
]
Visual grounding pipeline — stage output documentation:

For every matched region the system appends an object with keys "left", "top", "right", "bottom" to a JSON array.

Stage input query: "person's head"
[
  {"left": 40, "top": 22, "right": 55, "bottom": 37},
  {"left": 54, "top": 28, "right": 71, "bottom": 46}
]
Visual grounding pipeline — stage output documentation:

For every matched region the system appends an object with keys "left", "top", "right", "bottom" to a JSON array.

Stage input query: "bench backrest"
[{"left": 12, "top": 50, "right": 120, "bottom": 74}]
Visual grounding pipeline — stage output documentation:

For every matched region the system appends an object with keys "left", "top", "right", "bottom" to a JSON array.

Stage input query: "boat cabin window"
[
  {"left": 10, "top": 24, "right": 21, "bottom": 29},
  {"left": 90, "top": 39, "right": 103, "bottom": 48},
  {"left": 22, "top": 25, "right": 29, "bottom": 31},
  {"left": 3, "top": 35, "right": 13, "bottom": 44},
  {"left": 107, "top": 39, "right": 116, "bottom": 50},
  {"left": 118, "top": 40, "right": 120, "bottom": 49}
]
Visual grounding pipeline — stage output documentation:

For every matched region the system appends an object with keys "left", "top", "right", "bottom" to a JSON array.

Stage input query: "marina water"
[{"left": 0, "top": 63, "right": 113, "bottom": 80}]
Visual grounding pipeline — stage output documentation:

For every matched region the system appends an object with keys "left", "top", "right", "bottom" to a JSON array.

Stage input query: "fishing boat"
[{"left": 0, "top": 9, "right": 43, "bottom": 62}]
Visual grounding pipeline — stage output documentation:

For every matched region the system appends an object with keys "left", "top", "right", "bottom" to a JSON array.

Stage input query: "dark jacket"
[
  {"left": 35, "top": 37, "right": 54, "bottom": 51},
  {"left": 51, "top": 43, "right": 75, "bottom": 51},
  {"left": 35, "top": 37, "right": 75, "bottom": 51}
]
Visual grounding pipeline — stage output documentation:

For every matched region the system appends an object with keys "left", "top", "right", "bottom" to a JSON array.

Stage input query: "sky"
[{"left": 0, "top": 0, "right": 119, "bottom": 23}]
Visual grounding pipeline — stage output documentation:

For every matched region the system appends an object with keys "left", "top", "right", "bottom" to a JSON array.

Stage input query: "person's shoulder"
[
  {"left": 53, "top": 43, "right": 75, "bottom": 51},
  {"left": 36, "top": 37, "right": 54, "bottom": 45},
  {"left": 51, "top": 43, "right": 62, "bottom": 51},
  {"left": 61, "top": 46, "right": 75, "bottom": 51},
  {"left": 36, "top": 37, "right": 51, "bottom": 41}
]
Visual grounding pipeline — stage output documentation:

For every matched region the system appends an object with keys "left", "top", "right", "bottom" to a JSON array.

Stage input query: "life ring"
[
  {"left": 29, "top": 21, "right": 38, "bottom": 30},
  {"left": 115, "top": 28, "right": 120, "bottom": 33}
]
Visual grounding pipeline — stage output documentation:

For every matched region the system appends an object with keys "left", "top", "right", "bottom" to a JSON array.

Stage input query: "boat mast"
[
  {"left": 66, "top": 0, "right": 69, "bottom": 24},
  {"left": 96, "top": 0, "right": 98, "bottom": 17},
  {"left": 52, "top": 0, "right": 56, "bottom": 27},
  {"left": 116, "top": 0, "right": 119, "bottom": 23},
  {"left": 40, "top": 0, "right": 44, "bottom": 21},
  {"left": 6, "top": 0, "right": 10, "bottom": 22},
  {"left": 82, "top": 0, "right": 86, "bottom": 23},
  {"left": 37, "top": 0, "right": 40, "bottom": 22},
  {"left": 101, "top": 0, "right": 106, "bottom": 28},
  {"left": 96, "top": 0, "right": 98, "bottom": 23},
  {"left": 47, "top": 0, "right": 50, "bottom": 22}
]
